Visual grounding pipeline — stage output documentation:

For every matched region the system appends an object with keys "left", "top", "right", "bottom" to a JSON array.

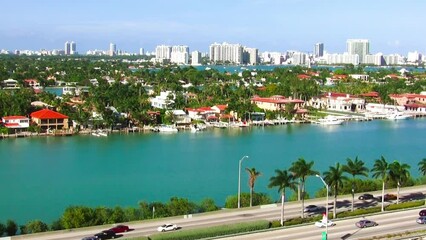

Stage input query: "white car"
[
  {"left": 315, "top": 220, "right": 335, "bottom": 228},
  {"left": 157, "top": 223, "right": 178, "bottom": 232}
]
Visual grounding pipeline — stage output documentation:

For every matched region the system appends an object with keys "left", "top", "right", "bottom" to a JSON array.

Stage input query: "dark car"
[
  {"left": 109, "top": 224, "right": 129, "bottom": 233},
  {"left": 358, "top": 193, "right": 374, "bottom": 200},
  {"left": 419, "top": 209, "right": 426, "bottom": 216},
  {"left": 377, "top": 193, "right": 397, "bottom": 201},
  {"left": 303, "top": 205, "right": 324, "bottom": 213},
  {"left": 94, "top": 230, "right": 116, "bottom": 239},
  {"left": 356, "top": 219, "right": 378, "bottom": 228}
]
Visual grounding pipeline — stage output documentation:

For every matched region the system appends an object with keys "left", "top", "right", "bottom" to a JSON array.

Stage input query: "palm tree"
[
  {"left": 388, "top": 161, "right": 411, "bottom": 204},
  {"left": 289, "top": 158, "right": 319, "bottom": 218},
  {"left": 268, "top": 169, "right": 297, "bottom": 226},
  {"left": 245, "top": 167, "right": 262, "bottom": 207},
  {"left": 418, "top": 158, "right": 426, "bottom": 176},
  {"left": 371, "top": 156, "right": 389, "bottom": 212},
  {"left": 418, "top": 158, "right": 426, "bottom": 205},
  {"left": 324, "top": 162, "right": 348, "bottom": 219},
  {"left": 342, "top": 156, "right": 369, "bottom": 212}
]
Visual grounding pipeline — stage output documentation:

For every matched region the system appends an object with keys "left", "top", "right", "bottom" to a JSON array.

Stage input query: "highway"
[{"left": 10, "top": 185, "right": 426, "bottom": 240}]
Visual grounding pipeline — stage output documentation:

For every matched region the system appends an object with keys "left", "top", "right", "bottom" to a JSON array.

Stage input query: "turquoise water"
[{"left": 1, "top": 119, "right": 426, "bottom": 224}]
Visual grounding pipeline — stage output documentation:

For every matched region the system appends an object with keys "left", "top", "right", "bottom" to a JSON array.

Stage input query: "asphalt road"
[{"left": 10, "top": 185, "right": 426, "bottom": 240}]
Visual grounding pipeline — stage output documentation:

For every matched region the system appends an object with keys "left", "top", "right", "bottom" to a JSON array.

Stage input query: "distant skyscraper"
[
  {"left": 191, "top": 51, "right": 202, "bottom": 65},
  {"left": 109, "top": 43, "right": 116, "bottom": 56},
  {"left": 209, "top": 42, "right": 243, "bottom": 64},
  {"left": 314, "top": 43, "right": 324, "bottom": 57},
  {"left": 70, "top": 41, "right": 76, "bottom": 55},
  {"left": 139, "top": 48, "right": 145, "bottom": 55},
  {"left": 64, "top": 41, "right": 71, "bottom": 55},
  {"left": 171, "top": 45, "right": 189, "bottom": 64},
  {"left": 346, "top": 39, "right": 369, "bottom": 63},
  {"left": 243, "top": 47, "right": 258, "bottom": 65},
  {"left": 155, "top": 45, "right": 172, "bottom": 60}
]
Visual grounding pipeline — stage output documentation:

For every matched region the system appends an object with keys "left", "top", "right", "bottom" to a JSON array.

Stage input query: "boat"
[
  {"left": 386, "top": 112, "right": 412, "bottom": 120},
  {"left": 92, "top": 129, "right": 108, "bottom": 137},
  {"left": 158, "top": 125, "right": 178, "bottom": 132},
  {"left": 314, "top": 116, "right": 344, "bottom": 125},
  {"left": 190, "top": 124, "right": 206, "bottom": 132},
  {"left": 213, "top": 121, "right": 228, "bottom": 129}
]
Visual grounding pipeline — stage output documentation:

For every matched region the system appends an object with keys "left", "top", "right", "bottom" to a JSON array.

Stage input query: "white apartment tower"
[
  {"left": 109, "top": 43, "right": 116, "bottom": 56},
  {"left": 64, "top": 41, "right": 71, "bottom": 55},
  {"left": 209, "top": 42, "right": 243, "bottom": 64},
  {"left": 346, "top": 39, "right": 369, "bottom": 64},
  {"left": 171, "top": 45, "right": 189, "bottom": 64},
  {"left": 243, "top": 47, "right": 258, "bottom": 65},
  {"left": 314, "top": 43, "right": 324, "bottom": 57},
  {"left": 70, "top": 41, "right": 76, "bottom": 55},
  {"left": 191, "top": 51, "right": 202, "bottom": 65},
  {"left": 155, "top": 45, "right": 172, "bottom": 60}
]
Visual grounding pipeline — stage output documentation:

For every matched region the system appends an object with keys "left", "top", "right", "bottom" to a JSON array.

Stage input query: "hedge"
[{"left": 145, "top": 220, "right": 270, "bottom": 240}]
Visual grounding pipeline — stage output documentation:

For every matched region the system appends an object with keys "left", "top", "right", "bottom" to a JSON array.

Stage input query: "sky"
[{"left": 1, "top": 0, "right": 425, "bottom": 55}]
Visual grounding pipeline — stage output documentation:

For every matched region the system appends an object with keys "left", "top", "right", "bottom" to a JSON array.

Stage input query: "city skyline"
[{"left": 1, "top": 0, "right": 426, "bottom": 55}]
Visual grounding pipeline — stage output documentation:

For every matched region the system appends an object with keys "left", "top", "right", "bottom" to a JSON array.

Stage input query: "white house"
[
  {"left": 309, "top": 92, "right": 365, "bottom": 112},
  {"left": 150, "top": 91, "right": 175, "bottom": 109},
  {"left": 1, "top": 116, "right": 30, "bottom": 129}
]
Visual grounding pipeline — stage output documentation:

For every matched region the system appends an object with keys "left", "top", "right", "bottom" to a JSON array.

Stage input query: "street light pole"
[
  {"left": 238, "top": 155, "right": 249, "bottom": 209},
  {"left": 316, "top": 174, "right": 329, "bottom": 240}
]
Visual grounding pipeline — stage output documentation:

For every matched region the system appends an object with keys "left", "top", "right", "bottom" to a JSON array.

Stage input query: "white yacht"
[
  {"left": 314, "top": 116, "right": 344, "bottom": 125},
  {"left": 158, "top": 125, "right": 178, "bottom": 132}
]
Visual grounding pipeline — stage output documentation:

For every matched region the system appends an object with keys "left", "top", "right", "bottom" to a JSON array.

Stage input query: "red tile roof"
[
  {"left": 252, "top": 96, "right": 304, "bottom": 104},
  {"left": 3, "top": 115, "right": 28, "bottom": 120},
  {"left": 361, "top": 92, "right": 379, "bottom": 97},
  {"left": 215, "top": 105, "right": 227, "bottom": 111},
  {"left": 30, "top": 109, "right": 68, "bottom": 119}
]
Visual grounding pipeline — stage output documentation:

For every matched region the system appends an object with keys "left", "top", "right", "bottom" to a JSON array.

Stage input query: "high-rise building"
[
  {"left": 243, "top": 47, "right": 258, "bottom": 65},
  {"left": 314, "top": 43, "right": 324, "bottom": 57},
  {"left": 191, "top": 51, "right": 202, "bottom": 65},
  {"left": 64, "top": 41, "right": 71, "bottom": 55},
  {"left": 70, "top": 41, "right": 76, "bottom": 55},
  {"left": 139, "top": 48, "right": 145, "bottom": 55},
  {"left": 155, "top": 45, "right": 172, "bottom": 60},
  {"left": 209, "top": 42, "right": 243, "bottom": 64},
  {"left": 109, "top": 43, "right": 116, "bottom": 56},
  {"left": 346, "top": 39, "right": 369, "bottom": 63},
  {"left": 171, "top": 45, "right": 189, "bottom": 64}
]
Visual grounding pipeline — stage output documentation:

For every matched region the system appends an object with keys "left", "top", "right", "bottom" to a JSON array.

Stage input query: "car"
[
  {"left": 94, "top": 230, "right": 116, "bottom": 239},
  {"left": 419, "top": 209, "right": 426, "bottom": 216},
  {"left": 377, "top": 193, "right": 397, "bottom": 201},
  {"left": 314, "top": 220, "right": 335, "bottom": 228},
  {"left": 417, "top": 216, "right": 426, "bottom": 224},
  {"left": 303, "top": 205, "right": 323, "bottom": 213},
  {"left": 355, "top": 219, "right": 378, "bottom": 228},
  {"left": 109, "top": 224, "right": 130, "bottom": 233},
  {"left": 358, "top": 193, "right": 375, "bottom": 200},
  {"left": 157, "top": 223, "right": 178, "bottom": 232}
]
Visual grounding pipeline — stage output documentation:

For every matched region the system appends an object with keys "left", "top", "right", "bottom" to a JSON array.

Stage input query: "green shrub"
[
  {"left": 385, "top": 200, "right": 424, "bottom": 211},
  {"left": 337, "top": 207, "right": 381, "bottom": 218},
  {"left": 283, "top": 215, "right": 322, "bottom": 226},
  {"left": 147, "top": 220, "right": 270, "bottom": 240}
]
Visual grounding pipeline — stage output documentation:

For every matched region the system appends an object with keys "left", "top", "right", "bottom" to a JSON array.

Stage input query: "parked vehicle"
[
  {"left": 358, "top": 193, "right": 375, "bottom": 200},
  {"left": 109, "top": 224, "right": 129, "bottom": 233},
  {"left": 94, "top": 230, "right": 116, "bottom": 239},
  {"left": 157, "top": 223, "right": 178, "bottom": 232},
  {"left": 419, "top": 209, "right": 426, "bottom": 216},
  {"left": 416, "top": 216, "right": 426, "bottom": 224},
  {"left": 356, "top": 219, "right": 378, "bottom": 228}
]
